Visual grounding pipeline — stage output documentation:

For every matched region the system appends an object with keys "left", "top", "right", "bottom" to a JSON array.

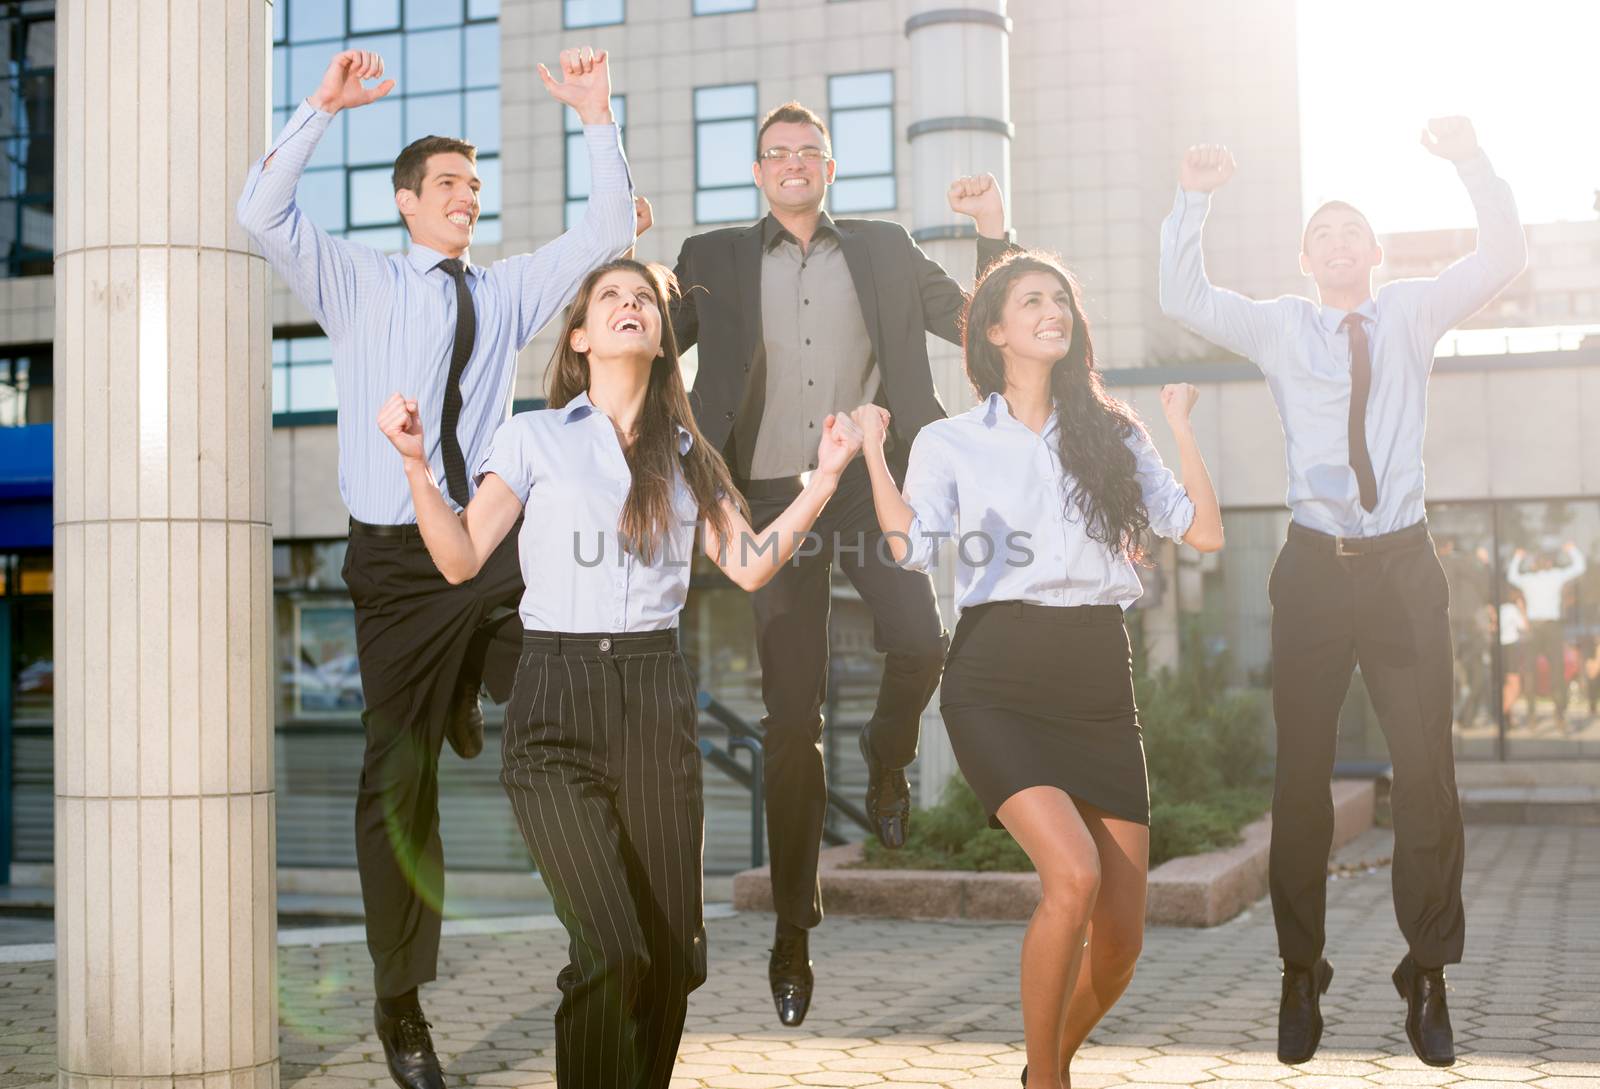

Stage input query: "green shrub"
[{"left": 854, "top": 639, "right": 1272, "bottom": 872}]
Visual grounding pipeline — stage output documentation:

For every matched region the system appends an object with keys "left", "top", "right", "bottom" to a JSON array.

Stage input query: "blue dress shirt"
[
  {"left": 237, "top": 100, "right": 636, "bottom": 524},
  {"left": 898, "top": 393, "right": 1196, "bottom": 614}
]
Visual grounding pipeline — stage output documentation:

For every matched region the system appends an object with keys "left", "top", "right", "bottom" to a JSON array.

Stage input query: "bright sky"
[{"left": 1296, "top": 0, "right": 1600, "bottom": 233}]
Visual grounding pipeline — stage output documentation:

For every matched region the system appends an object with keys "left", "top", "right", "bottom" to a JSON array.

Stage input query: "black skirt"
[{"left": 940, "top": 600, "right": 1149, "bottom": 829}]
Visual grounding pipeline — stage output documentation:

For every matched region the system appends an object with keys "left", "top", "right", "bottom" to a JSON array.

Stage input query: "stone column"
[
  {"left": 53, "top": 2, "right": 277, "bottom": 1085},
  {"left": 906, "top": 0, "right": 1013, "bottom": 808}
]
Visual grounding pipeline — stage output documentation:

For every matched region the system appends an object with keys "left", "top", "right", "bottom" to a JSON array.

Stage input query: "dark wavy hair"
[
  {"left": 962, "top": 250, "right": 1151, "bottom": 561},
  {"left": 547, "top": 259, "right": 747, "bottom": 563}
]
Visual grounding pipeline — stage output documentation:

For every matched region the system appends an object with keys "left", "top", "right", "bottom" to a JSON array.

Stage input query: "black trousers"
[
  {"left": 744, "top": 457, "right": 947, "bottom": 929},
  {"left": 1267, "top": 521, "right": 1466, "bottom": 969},
  {"left": 1522, "top": 620, "right": 1571, "bottom": 717},
  {"left": 501, "top": 629, "right": 706, "bottom": 1089},
  {"left": 342, "top": 520, "right": 524, "bottom": 998}
]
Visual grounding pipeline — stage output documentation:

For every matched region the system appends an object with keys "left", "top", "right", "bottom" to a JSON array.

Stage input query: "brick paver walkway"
[{"left": 1, "top": 825, "right": 1595, "bottom": 1087}]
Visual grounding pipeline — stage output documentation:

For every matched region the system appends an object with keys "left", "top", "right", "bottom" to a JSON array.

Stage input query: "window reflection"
[
  {"left": 829, "top": 71, "right": 895, "bottom": 214},
  {"left": 695, "top": 84, "right": 758, "bottom": 224},
  {"left": 565, "top": 0, "right": 623, "bottom": 28}
]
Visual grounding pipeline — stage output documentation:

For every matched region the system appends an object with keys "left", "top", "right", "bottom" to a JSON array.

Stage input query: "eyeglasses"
[{"left": 758, "top": 146, "right": 829, "bottom": 163}]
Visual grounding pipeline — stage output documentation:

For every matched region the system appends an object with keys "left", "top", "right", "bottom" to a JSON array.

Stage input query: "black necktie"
[
  {"left": 436, "top": 258, "right": 476, "bottom": 508},
  {"left": 1342, "top": 312, "right": 1378, "bottom": 513}
]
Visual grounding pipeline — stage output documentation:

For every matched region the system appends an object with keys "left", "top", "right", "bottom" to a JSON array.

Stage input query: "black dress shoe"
[
  {"left": 1393, "top": 954, "right": 1455, "bottom": 1067},
  {"left": 444, "top": 676, "right": 484, "bottom": 760},
  {"left": 858, "top": 729, "right": 911, "bottom": 849},
  {"left": 1277, "top": 958, "right": 1333, "bottom": 1064},
  {"left": 374, "top": 1002, "right": 445, "bottom": 1089},
  {"left": 769, "top": 928, "right": 814, "bottom": 1027}
]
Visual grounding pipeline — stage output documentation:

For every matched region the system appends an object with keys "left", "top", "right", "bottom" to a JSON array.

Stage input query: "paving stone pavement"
[{"left": 0, "top": 825, "right": 1595, "bottom": 1087}]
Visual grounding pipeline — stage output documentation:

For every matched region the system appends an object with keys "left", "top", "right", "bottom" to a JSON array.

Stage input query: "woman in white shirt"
[
  {"left": 854, "top": 251, "right": 1223, "bottom": 1089},
  {"left": 378, "top": 258, "right": 861, "bottom": 1089}
]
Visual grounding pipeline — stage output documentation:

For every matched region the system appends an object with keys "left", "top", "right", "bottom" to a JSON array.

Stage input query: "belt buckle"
[{"left": 1334, "top": 535, "right": 1358, "bottom": 558}]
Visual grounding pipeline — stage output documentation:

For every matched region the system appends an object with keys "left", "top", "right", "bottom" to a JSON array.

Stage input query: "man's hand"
[
  {"left": 1160, "top": 383, "right": 1200, "bottom": 430},
  {"left": 1420, "top": 116, "right": 1478, "bottom": 162},
  {"left": 849, "top": 404, "right": 892, "bottom": 449},
  {"left": 308, "top": 51, "right": 395, "bottom": 115},
  {"left": 377, "top": 393, "right": 426, "bottom": 463},
  {"left": 538, "top": 47, "right": 614, "bottom": 126},
  {"left": 1178, "top": 145, "right": 1236, "bottom": 194},
  {"left": 947, "top": 173, "right": 1006, "bottom": 239},
  {"left": 634, "top": 196, "right": 653, "bottom": 238}
]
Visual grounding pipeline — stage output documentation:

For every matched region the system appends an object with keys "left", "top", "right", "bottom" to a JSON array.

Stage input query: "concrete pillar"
[
  {"left": 905, "top": 0, "right": 1013, "bottom": 808},
  {"left": 53, "top": 2, "right": 277, "bottom": 1085}
]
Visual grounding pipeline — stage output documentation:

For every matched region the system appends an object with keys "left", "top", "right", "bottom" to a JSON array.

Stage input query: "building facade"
[{"left": 3, "top": 0, "right": 1597, "bottom": 885}]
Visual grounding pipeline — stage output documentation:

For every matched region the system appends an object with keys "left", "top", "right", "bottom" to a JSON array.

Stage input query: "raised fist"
[
  {"left": 308, "top": 51, "right": 395, "bottom": 115},
  {"left": 1178, "top": 145, "right": 1236, "bottom": 194},
  {"left": 947, "top": 173, "right": 1006, "bottom": 238},
  {"left": 1420, "top": 116, "right": 1478, "bottom": 163}
]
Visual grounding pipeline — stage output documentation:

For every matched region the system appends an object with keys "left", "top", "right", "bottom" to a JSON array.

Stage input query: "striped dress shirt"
[{"left": 236, "top": 100, "right": 636, "bottom": 524}]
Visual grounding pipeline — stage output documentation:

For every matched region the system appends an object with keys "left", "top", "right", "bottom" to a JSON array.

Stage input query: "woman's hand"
[
  {"left": 814, "top": 412, "right": 864, "bottom": 478},
  {"left": 1160, "top": 382, "right": 1199, "bottom": 431},
  {"left": 849, "top": 403, "right": 891, "bottom": 449},
  {"left": 378, "top": 393, "right": 426, "bottom": 462}
]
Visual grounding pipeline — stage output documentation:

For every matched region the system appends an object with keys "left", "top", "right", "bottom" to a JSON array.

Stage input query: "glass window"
[
  {"left": 0, "top": 349, "right": 51, "bottom": 426},
  {"left": 565, "top": 0, "right": 624, "bottom": 28},
  {"left": 351, "top": 0, "right": 401, "bottom": 33},
  {"left": 695, "top": 0, "right": 755, "bottom": 11},
  {"left": 694, "top": 84, "right": 758, "bottom": 224},
  {"left": 287, "top": 0, "right": 345, "bottom": 42},
  {"left": 564, "top": 97, "right": 626, "bottom": 228},
  {"left": 270, "top": 5, "right": 500, "bottom": 253},
  {"left": 829, "top": 71, "right": 895, "bottom": 214},
  {"left": 1, "top": 4, "right": 54, "bottom": 276},
  {"left": 273, "top": 334, "right": 339, "bottom": 415}
]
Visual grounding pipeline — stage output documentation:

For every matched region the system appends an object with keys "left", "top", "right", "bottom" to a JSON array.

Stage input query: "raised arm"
[
  {"left": 235, "top": 50, "right": 394, "bottom": 337},
  {"left": 377, "top": 394, "right": 522, "bottom": 583},
  {"left": 917, "top": 173, "right": 1016, "bottom": 345},
  {"left": 854, "top": 405, "right": 955, "bottom": 570},
  {"left": 1158, "top": 145, "right": 1286, "bottom": 366},
  {"left": 1154, "top": 383, "right": 1222, "bottom": 553},
  {"left": 1408, "top": 117, "right": 1529, "bottom": 341},
  {"left": 703, "top": 414, "right": 863, "bottom": 590},
  {"left": 505, "top": 48, "right": 637, "bottom": 348}
]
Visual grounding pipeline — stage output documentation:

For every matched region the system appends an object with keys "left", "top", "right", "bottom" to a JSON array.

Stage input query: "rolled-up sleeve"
[
  {"left": 898, "top": 430, "right": 959, "bottom": 571},
  {"left": 1128, "top": 427, "right": 1195, "bottom": 543},
  {"left": 474, "top": 417, "right": 535, "bottom": 502}
]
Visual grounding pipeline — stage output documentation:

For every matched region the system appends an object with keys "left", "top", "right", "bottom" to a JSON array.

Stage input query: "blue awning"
[{"left": 0, "top": 424, "right": 52, "bottom": 549}]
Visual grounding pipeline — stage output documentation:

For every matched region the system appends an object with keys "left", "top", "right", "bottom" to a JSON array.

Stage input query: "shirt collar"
[
  {"left": 761, "top": 210, "right": 841, "bottom": 252},
  {"left": 980, "top": 391, "right": 1060, "bottom": 438},
  {"left": 561, "top": 391, "right": 695, "bottom": 455},
  {"left": 407, "top": 242, "right": 477, "bottom": 278},
  {"left": 1317, "top": 295, "right": 1378, "bottom": 334}
]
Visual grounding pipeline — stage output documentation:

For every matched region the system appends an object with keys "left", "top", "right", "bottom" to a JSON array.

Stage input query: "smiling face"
[
  {"left": 395, "top": 151, "right": 481, "bottom": 257},
  {"left": 1300, "top": 201, "right": 1382, "bottom": 296},
  {"left": 753, "top": 119, "right": 836, "bottom": 215},
  {"left": 569, "top": 268, "right": 663, "bottom": 362},
  {"left": 985, "top": 270, "right": 1076, "bottom": 370}
]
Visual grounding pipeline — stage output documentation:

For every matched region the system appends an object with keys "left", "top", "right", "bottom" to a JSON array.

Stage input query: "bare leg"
[
  {"left": 1057, "top": 802, "right": 1150, "bottom": 1072},
  {"left": 997, "top": 786, "right": 1103, "bottom": 1089}
]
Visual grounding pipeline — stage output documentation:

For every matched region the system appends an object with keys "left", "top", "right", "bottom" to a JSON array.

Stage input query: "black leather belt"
[
  {"left": 348, "top": 517, "right": 423, "bottom": 542},
  {"left": 522, "top": 629, "right": 679, "bottom": 656},
  {"left": 1288, "top": 519, "right": 1430, "bottom": 558}
]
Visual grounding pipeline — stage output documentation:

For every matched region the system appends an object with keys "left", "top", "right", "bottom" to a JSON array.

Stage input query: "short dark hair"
[
  {"left": 1302, "top": 200, "right": 1375, "bottom": 253},
  {"left": 391, "top": 135, "right": 478, "bottom": 196},
  {"left": 756, "top": 101, "right": 831, "bottom": 158}
]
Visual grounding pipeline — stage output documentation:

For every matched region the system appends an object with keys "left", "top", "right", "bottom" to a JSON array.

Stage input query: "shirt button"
[
  {"left": 598, "top": 638, "right": 612, "bottom": 653},
  {"left": 804, "top": 299, "right": 810, "bottom": 305},
  {"left": 805, "top": 338, "right": 812, "bottom": 346},
  {"left": 807, "top": 379, "right": 814, "bottom": 386}
]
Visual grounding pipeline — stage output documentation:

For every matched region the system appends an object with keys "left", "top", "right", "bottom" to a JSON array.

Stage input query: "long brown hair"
[
  {"left": 962, "top": 250, "right": 1151, "bottom": 561},
  {"left": 547, "top": 259, "right": 746, "bottom": 563}
]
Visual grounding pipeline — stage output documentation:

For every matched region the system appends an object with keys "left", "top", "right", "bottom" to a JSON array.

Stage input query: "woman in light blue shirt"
[
  {"left": 378, "top": 258, "right": 861, "bottom": 1089},
  {"left": 854, "top": 251, "right": 1223, "bottom": 1089}
]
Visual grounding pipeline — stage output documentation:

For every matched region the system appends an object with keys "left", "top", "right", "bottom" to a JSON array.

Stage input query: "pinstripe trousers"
[{"left": 502, "top": 629, "right": 708, "bottom": 1089}]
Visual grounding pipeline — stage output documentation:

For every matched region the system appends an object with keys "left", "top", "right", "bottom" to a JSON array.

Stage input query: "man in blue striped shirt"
[{"left": 237, "top": 46, "right": 635, "bottom": 1088}]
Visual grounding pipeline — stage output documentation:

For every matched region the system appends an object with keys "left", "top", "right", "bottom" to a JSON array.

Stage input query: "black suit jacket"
[{"left": 669, "top": 216, "right": 1014, "bottom": 466}]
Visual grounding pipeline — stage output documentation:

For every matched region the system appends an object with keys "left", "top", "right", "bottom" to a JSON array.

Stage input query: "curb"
[{"left": 732, "top": 779, "right": 1376, "bottom": 927}]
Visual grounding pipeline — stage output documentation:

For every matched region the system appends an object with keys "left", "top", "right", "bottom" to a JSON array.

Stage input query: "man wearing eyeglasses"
[{"left": 665, "top": 100, "right": 1013, "bottom": 1027}]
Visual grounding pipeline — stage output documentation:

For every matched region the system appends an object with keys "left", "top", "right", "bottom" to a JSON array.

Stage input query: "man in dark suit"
[{"left": 666, "top": 100, "right": 1013, "bottom": 1026}]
